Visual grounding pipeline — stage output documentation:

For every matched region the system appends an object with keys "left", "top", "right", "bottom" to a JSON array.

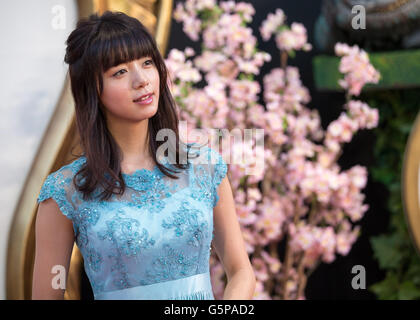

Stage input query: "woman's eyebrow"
[{"left": 106, "top": 57, "right": 151, "bottom": 72}]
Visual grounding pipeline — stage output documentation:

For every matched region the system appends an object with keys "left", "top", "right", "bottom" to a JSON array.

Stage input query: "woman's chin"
[{"left": 137, "top": 107, "right": 158, "bottom": 120}]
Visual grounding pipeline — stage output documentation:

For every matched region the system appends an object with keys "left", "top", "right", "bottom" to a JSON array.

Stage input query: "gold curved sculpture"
[
  {"left": 6, "top": 0, "right": 173, "bottom": 300},
  {"left": 402, "top": 111, "right": 420, "bottom": 257}
]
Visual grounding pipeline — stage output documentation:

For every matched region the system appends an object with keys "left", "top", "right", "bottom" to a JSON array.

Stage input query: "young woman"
[{"left": 32, "top": 11, "right": 255, "bottom": 300}]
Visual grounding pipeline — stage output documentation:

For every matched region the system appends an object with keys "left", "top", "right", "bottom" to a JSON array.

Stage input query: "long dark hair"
[{"left": 64, "top": 11, "right": 192, "bottom": 201}]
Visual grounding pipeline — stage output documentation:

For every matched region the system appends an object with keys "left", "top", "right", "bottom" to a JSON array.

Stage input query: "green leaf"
[
  {"left": 369, "top": 273, "right": 399, "bottom": 299},
  {"left": 180, "top": 86, "right": 188, "bottom": 97},
  {"left": 288, "top": 50, "right": 296, "bottom": 59},
  {"left": 370, "top": 167, "right": 394, "bottom": 185},
  {"left": 406, "top": 256, "right": 420, "bottom": 285},
  {"left": 365, "top": 89, "right": 420, "bottom": 300},
  {"left": 397, "top": 281, "right": 420, "bottom": 300},
  {"left": 282, "top": 116, "right": 288, "bottom": 131},
  {"left": 277, "top": 25, "right": 289, "bottom": 33},
  {"left": 370, "top": 234, "right": 404, "bottom": 269},
  {"left": 399, "top": 123, "right": 413, "bottom": 134}
]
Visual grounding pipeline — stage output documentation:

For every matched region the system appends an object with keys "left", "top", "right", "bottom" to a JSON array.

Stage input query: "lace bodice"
[{"left": 37, "top": 143, "right": 228, "bottom": 300}]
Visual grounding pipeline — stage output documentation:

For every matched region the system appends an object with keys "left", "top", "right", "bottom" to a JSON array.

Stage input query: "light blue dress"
[{"left": 37, "top": 143, "right": 228, "bottom": 300}]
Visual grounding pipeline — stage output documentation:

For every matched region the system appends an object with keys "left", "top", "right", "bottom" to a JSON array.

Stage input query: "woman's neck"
[{"left": 106, "top": 118, "right": 154, "bottom": 171}]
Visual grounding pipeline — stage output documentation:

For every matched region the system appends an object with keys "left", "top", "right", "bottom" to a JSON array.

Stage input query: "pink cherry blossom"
[
  {"left": 335, "top": 42, "right": 380, "bottom": 96},
  {"left": 261, "top": 250, "right": 282, "bottom": 273},
  {"left": 234, "top": 2, "right": 255, "bottom": 22},
  {"left": 253, "top": 280, "right": 271, "bottom": 300},
  {"left": 220, "top": 1, "right": 235, "bottom": 13},
  {"left": 252, "top": 257, "right": 269, "bottom": 281},
  {"left": 275, "top": 22, "right": 312, "bottom": 52},
  {"left": 260, "top": 8, "right": 285, "bottom": 41}
]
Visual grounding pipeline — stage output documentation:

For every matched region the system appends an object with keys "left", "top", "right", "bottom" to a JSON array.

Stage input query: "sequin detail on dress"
[{"left": 162, "top": 199, "right": 209, "bottom": 247}]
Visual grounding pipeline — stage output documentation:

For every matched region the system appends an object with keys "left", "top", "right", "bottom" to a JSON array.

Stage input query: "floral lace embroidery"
[
  {"left": 128, "top": 177, "right": 179, "bottom": 213},
  {"left": 37, "top": 171, "right": 75, "bottom": 219},
  {"left": 74, "top": 206, "right": 101, "bottom": 248},
  {"left": 162, "top": 199, "right": 209, "bottom": 247},
  {"left": 189, "top": 144, "right": 228, "bottom": 208},
  {"left": 97, "top": 214, "right": 156, "bottom": 289},
  {"left": 208, "top": 148, "right": 227, "bottom": 208},
  {"left": 120, "top": 158, "right": 184, "bottom": 213},
  {"left": 84, "top": 247, "right": 103, "bottom": 273},
  {"left": 143, "top": 243, "right": 198, "bottom": 284},
  {"left": 97, "top": 214, "right": 156, "bottom": 256},
  {"left": 36, "top": 144, "right": 226, "bottom": 296},
  {"left": 190, "top": 165, "right": 214, "bottom": 208}
]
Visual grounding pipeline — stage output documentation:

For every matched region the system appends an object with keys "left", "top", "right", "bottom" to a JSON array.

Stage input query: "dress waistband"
[{"left": 94, "top": 272, "right": 214, "bottom": 300}]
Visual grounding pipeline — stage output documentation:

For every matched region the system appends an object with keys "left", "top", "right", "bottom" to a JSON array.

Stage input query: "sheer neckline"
[
  {"left": 121, "top": 164, "right": 159, "bottom": 178},
  {"left": 77, "top": 156, "right": 162, "bottom": 179}
]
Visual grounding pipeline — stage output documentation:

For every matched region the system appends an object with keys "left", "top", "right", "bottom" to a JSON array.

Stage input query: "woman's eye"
[
  {"left": 112, "top": 60, "right": 152, "bottom": 77},
  {"left": 113, "top": 69, "right": 126, "bottom": 77}
]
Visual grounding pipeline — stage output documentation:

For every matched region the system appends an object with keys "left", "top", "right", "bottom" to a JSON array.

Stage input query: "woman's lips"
[{"left": 134, "top": 94, "right": 153, "bottom": 105}]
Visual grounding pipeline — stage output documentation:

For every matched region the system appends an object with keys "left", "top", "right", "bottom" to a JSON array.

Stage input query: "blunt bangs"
[{"left": 85, "top": 17, "right": 158, "bottom": 93}]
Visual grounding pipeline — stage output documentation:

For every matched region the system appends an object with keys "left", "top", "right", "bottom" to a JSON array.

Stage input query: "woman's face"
[{"left": 100, "top": 55, "right": 160, "bottom": 123}]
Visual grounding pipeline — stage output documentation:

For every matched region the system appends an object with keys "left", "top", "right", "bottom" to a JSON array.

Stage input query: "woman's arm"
[
  {"left": 212, "top": 175, "right": 256, "bottom": 300},
  {"left": 32, "top": 198, "right": 75, "bottom": 300}
]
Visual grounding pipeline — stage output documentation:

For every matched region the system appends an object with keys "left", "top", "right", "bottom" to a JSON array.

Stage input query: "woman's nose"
[{"left": 132, "top": 65, "right": 149, "bottom": 88}]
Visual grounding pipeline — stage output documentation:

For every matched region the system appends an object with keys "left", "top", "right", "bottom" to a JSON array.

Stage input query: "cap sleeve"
[
  {"left": 205, "top": 146, "right": 228, "bottom": 207},
  {"left": 188, "top": 143, "right": 228, "bottom": 207},
  {"left": 37, "top": 167, "right": 76, "bottom": 220}
]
